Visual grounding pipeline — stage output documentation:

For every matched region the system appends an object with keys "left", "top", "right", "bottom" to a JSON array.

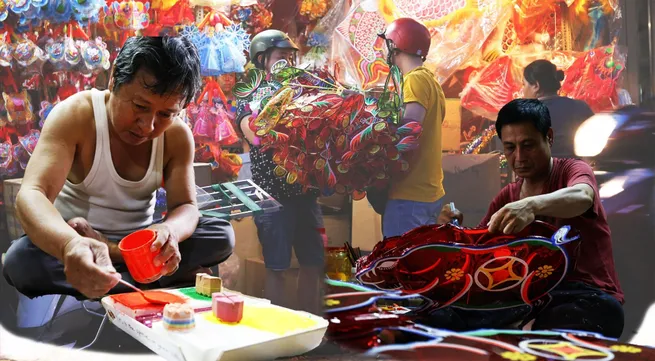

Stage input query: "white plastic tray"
[{"left": 101, "top": 289, "right": 328, "bottom": 361}]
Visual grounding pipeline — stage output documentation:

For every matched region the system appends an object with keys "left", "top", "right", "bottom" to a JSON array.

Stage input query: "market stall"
[{"left": 0, "top": 0, "right": 643, "bottom": 359}]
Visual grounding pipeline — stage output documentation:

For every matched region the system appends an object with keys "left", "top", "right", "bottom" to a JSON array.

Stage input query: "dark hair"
[
  {"left": 523, "top": 60, "right": 565, "bottom": 96},
  {"left": 111, "top": 36, "right": 202, "bottom": 107},
  {"left": 496, "top": 99, "right": 551, "bottom": 140}
]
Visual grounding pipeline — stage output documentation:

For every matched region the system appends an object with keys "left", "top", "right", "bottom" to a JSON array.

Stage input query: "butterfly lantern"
[{"left": 235, "top": 62, "right": 421, "bottom": 195}]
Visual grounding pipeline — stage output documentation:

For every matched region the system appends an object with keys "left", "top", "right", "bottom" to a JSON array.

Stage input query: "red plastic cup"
[{"left": 119, "top": 229, "right": 162, "bottom": 284}]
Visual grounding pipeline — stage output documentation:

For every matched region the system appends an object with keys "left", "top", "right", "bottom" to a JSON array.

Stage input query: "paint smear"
[
  {"left": 203, "top": 306, "right": 318, "bottom": 335},
  {"left": 111, "top": 291, "right": 186, "bottom": 309},
  {"left": 178, "top": 287, "right": 211, "bottom": 301}
]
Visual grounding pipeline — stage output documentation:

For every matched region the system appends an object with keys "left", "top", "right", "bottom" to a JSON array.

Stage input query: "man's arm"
[
  {"left": 161, "top": 121, "right": 200, "bottom": 243},
  {"left": 239, "top": 114, "right": 257, "bottom": 145},
  {"left": 15, "top": 95, "right": 88, "bottom": 261},
  {"left": 488, "top": 160, "right": 597, "bottom": 234},
  {"left": 402, "top": 102, "right": 427, "bottom": 125},
  {"left": 524, "top": 183, "right": 594, "bottom": 219}
]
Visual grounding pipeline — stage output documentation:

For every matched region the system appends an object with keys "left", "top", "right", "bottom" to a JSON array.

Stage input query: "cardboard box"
[
  {"left": 193, "top": 163, "right": 212, "bottom": 187},
  {"left": 323, "top": 215, "right": 351, "bottom": 248},
  {"left": 229, "top": 217, "right": 263, "bottom": 294},
  {"left": 244, "top": 257, "right": 299, "bottom": 308},
  {"left": 441, "top": 153, "right": 501, "bottom": 227},
  {"left": 443, "top": 99, "right": 462, "bottom": 152},
  {"left": 351, "top": 196, "right": 383, "bottom": 252}
]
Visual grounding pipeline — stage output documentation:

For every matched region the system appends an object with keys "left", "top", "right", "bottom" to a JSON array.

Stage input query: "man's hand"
[
  {"left": 487, "top": 198, "right": 536, "bottom": 234},
  {"left": 148, "top": 223, "right": 182, "bottom": 277},
  {"left": 67, "top": 217, "right": 122, "bottom": 262},
  {"left": 62, "top": 236, "right": 121, "bottom": 299},
  {"left": 438, "top": 205, "right": 463, "bottom": 225}
]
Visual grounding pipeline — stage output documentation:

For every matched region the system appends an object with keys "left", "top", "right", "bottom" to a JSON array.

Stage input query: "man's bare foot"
[{"left": 68, "top": 217, "right": 122, "bottom": 261}]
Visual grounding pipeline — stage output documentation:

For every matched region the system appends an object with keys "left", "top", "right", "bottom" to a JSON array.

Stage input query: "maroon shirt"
[{"left": 479, "top": 158, "right": 624, "bottom": 303}]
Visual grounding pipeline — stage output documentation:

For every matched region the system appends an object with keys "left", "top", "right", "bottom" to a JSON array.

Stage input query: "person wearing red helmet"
[{"left": 378, "top": 18, "right": 448, "bottom": 238}]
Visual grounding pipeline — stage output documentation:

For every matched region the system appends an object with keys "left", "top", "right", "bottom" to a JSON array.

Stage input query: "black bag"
[{"left": 365, "top": 187, "right": 389, "bottom": 215}]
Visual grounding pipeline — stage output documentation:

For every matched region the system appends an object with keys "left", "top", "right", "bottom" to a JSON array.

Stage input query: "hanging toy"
[
  {"left": 57, "top": 74, "right": 78, "bottom": 100},
  {"left": 3, "top": 90, "right": 33, "bottom": 125},
  {"left": 0, "top": 0, "right": 8, "bottom": 22},
  {"left": 64, "top": 34, "right": 81, "bottom": 66},
  {"left": 45, "top": 0, "right": 73, "bottom": 24},
  {"left": 16, "top": 3, "right": 43, "bottom": 29},
  {"left": 38, "top": 99, "right": 57, "bottom": 128},
  {"left": 0, "top": 32, "right": 14, "bottom": 67},
  {"left": 45, "top": 37, "right": 66, "bottom": 67},
  {"left": 212, "top": 100, "right": 238, "bottom": 146},
  {"left": 12, "top": 128, "right": 39, "bottom": 169},
  {"left": 70, "top": 0, "right": 105, "bottom": 23},
  {"left": 299, "top": 0, "right": 330, "bottom": 22},
  {"left": 7, "top": 0, "right": 31, "bottom": 14},
  {"left": 111, "top": 0, "right": 150, "bottom": 30},
  {"left": 189, "top": 97, "right": 216, "bottom": 144},
  {"left": 79, "top": 37, "right": 111, "bottom": 72},
  {"left": 13, "top": 35, "right": 47, "bottom": 67},
  {"left": 0, "top": 141, "right": 19, "bottom": 178}
]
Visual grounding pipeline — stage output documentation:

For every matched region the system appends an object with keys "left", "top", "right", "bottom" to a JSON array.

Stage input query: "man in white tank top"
[{"left": 2, "top": 36, "right": 235, "bottom": 300}]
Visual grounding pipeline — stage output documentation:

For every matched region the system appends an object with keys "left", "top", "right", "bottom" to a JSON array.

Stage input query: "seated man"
[
  {"left": 2, "top": 36, "right": 235, "bottom": 301},
  {"left": 434, "top": 99, "right": 624, "bottom": 338}
]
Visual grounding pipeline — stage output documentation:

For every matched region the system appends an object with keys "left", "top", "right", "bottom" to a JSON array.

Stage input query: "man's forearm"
[
  {"left": 15, "top": 188, "right": 80, "bottom": 261},
  {"left": 163, "top": 203, "right": 200, "bottom": 243},
  {"left": 526, "top": 184, "right": 594, "bottom": 219}
]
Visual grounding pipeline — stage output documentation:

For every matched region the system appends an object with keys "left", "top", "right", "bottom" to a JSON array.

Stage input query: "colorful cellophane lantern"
[
  {"left": 460, "top": 51, "right": 578, "bottom": 120},
  {"left": 332, "top": 0, "right": 511, "bottom": 89},
  {"left": 460, "top": 46, "right": 621, "bottom": 119},
  {"left": 355, "top": 221, "right": 581, "bottom": 312},
  {"left": 332, "top": 1, "right": 389, "bottom": 90},
  {"left": 560, "top": 46, "right": 625, "bottom": 112},
  {"left": 235, "top": 64, "right": 421, "bottom": 196}
]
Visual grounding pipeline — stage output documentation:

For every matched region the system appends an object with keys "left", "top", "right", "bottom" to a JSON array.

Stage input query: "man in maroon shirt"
[{"left": 430, "top": 99, "right": 624, "bottom": 338}]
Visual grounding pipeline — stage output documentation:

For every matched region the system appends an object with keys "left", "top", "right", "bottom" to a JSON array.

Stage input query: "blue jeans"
[
  {"left": 254, "top": 195, "right": 325, "bottom": 270},
  {"left": 382, "top": 198, "right": 444, "bottom": 238}
]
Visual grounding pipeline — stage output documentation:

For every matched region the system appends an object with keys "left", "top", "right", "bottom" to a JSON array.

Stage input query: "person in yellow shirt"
[{"left": 378, "top": 18, "right": 447, "bottom": 238}]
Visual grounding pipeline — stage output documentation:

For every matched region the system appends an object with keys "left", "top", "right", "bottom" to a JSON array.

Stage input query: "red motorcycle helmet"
[{"left": 379, "top": 18, "right": 431, "bottom": 62}]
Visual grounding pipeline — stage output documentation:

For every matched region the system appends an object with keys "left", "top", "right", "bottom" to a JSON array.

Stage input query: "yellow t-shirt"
[{"left": 388, "top": 66, "right": 446, "bottom": 202}]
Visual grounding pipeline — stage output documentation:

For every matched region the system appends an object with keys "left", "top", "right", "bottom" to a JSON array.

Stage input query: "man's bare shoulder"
[
  {"left": 44, "top": 90, "right": 96, "bottom": 135},
  {"left": 163, "top": 118, "right": 194, "bottom": 159}
]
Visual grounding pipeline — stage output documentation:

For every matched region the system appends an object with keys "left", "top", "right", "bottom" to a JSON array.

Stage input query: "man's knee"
[
  {"left": 3, "top": 237, "right": 39, "bottom": 290},
  {"left": 195, "top": 217, "right": 235, "bottom": 262}
]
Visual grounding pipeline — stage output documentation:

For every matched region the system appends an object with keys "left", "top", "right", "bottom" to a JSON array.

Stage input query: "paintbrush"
[{"left": 344, "top": 242, "right": 357, "bottom": 267}]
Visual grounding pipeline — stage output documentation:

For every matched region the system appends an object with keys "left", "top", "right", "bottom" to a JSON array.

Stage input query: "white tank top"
[{"left": 54, "top": 89, "right": 164, "bottom": 238}]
